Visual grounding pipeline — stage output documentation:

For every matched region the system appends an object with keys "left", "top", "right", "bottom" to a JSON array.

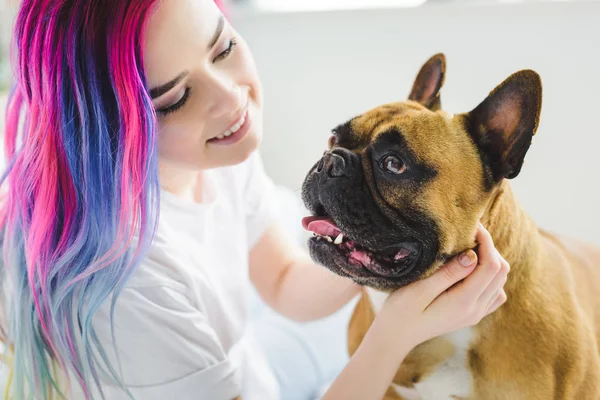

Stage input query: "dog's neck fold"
[{"left": 480, "top": 180, "right": 542, "bottom": 291}]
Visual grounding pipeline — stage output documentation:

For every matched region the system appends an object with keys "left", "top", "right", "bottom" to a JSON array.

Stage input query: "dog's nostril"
[
  {"left": 318, "top": 150, "right": 351, "bottom": 179},
  {"left": 316, "top": 159, "right": 324, "bottom": 173},
  {"left": 327, "top": 153, "right": 346, "bottom": 178}
]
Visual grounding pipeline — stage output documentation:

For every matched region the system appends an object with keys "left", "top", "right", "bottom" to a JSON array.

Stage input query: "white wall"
[{"left": 233, "top": 1, "right": 600, "bottom": 244}]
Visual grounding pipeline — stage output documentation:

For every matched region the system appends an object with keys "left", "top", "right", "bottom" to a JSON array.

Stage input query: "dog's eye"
[{"left": 382, "top": 155, "right": 406, "bottom": 175}]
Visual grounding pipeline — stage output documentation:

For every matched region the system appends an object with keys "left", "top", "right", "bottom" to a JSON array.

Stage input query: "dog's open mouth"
[{"left": 302, "top": 216, "right": 420, "bottom": 278}]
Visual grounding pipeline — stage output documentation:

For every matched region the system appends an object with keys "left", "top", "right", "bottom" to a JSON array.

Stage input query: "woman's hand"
[
  {"left": 380, "top": 223, "right": 509, "bottom": 350},
  {"left": 321, "top": 223, "right": 508, "bottom": 400}
]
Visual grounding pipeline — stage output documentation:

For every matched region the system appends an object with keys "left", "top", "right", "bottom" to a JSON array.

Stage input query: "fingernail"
[{"left": 459, "top": 250, "right": 476, "bottom": 267}]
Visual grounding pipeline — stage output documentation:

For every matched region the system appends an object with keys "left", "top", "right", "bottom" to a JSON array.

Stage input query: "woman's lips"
[{"left": 207, "top": 108, "right": 251, "bottom": 146}]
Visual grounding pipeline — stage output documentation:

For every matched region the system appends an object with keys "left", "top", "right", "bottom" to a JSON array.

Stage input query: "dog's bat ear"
[
  {"left": 408, "top": 53, "right": 446, "bottom": 111},
  {"left": 464, "top": 70, "right": 542, "bottom": 183}
]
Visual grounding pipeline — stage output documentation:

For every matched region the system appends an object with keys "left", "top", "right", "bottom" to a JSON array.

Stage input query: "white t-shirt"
[{"left": 1, "top": 152, "right": 281, "bottom": 399}]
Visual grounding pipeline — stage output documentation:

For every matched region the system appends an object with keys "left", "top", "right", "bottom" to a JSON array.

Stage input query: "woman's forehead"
[{"left": 144, "top": 0, "right": 222, "bottom": 87}]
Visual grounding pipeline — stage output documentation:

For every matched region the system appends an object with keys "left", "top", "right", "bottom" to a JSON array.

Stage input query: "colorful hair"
[{"left": 0, "top": 0, "right": 161, "bottom": 398}]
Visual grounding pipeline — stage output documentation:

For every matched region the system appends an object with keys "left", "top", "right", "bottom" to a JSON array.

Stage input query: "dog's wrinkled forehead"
[
  {"left": 333, "top": 103, "right": 414, "bottom": 148},
  {"left": 332, "top": 101, "right": 457, "bottom": 165},
  {"left": 350, "top": 103, "right": 424, "bottom": 140}
]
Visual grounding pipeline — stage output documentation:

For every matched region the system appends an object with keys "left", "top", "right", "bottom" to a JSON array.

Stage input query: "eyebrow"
[
  {"left": 208, "top": 15, "right": 225, "bottom": 50},
  {"left": 149, "top": 71, "right": 189, "bottom": 99},
  {"left": 209, "top": 15, "right": 225, "bottom": 50}
]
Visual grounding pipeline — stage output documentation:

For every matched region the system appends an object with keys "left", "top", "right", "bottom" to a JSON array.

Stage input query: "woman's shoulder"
[{"left": 126, "top": 225, "right": 195, "bottom": 297}]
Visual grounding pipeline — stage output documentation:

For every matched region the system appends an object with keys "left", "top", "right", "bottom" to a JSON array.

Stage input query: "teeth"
[
  {"left": 216, "top": 114, "right": 246, "bottom": 140},
  {"left": 231, "top": 117, "right": 244, "bottom": 133},
  {"left": 334, "top": 233, "right": 344, "bottom": 245},
  {"left": 234, "top": 115, "right": 246, "bottom": 131},
  {"left": 313, "top": 233, "right": 338, "bottom": 243}
]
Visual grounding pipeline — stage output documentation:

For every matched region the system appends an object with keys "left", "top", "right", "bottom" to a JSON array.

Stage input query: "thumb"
[{"left": 419, "top": 250, "right": 478, "bottom": 302}]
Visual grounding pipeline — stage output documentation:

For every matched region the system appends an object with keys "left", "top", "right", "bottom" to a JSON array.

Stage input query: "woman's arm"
[
  {"left": 249, "top": 223, "right": 360, "bottom": 322},
  {"left": 247, "top": 224, "right": 508, "bottom": 399},
  {"left": 321, "top": 312, "right": 413, "bottom": 400}
]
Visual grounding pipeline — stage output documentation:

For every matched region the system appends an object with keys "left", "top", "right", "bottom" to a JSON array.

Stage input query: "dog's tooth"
[
  {"left": 325, "top": 236, "right": 333, "bottom": 243},
  {"left": 334, "top": 233, "right": 344, "bottom": 245}
]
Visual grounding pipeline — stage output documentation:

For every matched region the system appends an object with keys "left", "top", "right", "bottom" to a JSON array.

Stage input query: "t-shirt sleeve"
[
  {"left": 92, "top": 285, "right": 241, "bottom": 400},
  {"left": 242, "top": 152, "right": 279, "bottom": 249}
]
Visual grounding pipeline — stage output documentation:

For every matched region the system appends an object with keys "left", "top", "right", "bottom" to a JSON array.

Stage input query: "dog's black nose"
[{"left": 317, "top": 148, "right": 355, "bottom": 178}]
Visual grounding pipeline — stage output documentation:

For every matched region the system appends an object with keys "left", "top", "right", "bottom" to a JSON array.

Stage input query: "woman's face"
[{"left": 145, "top": 0, "right": 262, "bottom": 171}]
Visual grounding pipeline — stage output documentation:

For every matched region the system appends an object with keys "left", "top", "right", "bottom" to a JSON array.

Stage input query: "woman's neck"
[{"left": 158, "top": 162, "right": 206, "bottom": 203}]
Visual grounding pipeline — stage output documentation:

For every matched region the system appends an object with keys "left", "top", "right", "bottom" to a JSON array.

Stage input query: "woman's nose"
[{"left": 203, "top": 74, "right": 243, "bottom": 119}]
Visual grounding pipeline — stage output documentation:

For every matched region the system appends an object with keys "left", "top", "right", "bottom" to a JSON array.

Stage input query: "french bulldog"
[{"left": 301, "top": 54, "right": 600, "bottom": 399}]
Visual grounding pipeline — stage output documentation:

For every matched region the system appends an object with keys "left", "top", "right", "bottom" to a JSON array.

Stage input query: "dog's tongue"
[
  {"left": 349, "top": 249, "right": 372, "bottom": 266},
  {"left": 302, "top": 216, "right": 342, "bottom": 237}
]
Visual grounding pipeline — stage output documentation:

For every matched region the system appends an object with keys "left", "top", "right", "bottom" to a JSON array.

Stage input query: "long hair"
[{"left": 0, "top": 0, "right": 161, "bottom": 398}]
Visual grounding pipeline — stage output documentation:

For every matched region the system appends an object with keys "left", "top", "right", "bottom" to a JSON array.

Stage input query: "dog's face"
[{"left": 302, "top": 54, "right": 542, "bottom": 291}]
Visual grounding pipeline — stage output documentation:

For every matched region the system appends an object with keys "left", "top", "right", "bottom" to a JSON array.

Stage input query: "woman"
[{"left": 0, "top": 0, "right": 509, "bottom": 399}]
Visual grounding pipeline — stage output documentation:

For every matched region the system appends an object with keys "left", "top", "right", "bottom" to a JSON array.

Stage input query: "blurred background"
[{"left": 1, "top": 0, "right": 598, "bottom": 244}]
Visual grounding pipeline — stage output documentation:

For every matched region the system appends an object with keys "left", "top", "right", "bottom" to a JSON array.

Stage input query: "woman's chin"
[{"left": 206, "top": 129, "right": 261, "bottom": 168}]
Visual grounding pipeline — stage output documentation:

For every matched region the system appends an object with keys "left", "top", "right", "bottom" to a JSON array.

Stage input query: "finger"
[
  {"left": 498, "top": 254, "right": 510, "bottom": 274},
  {"left": 478, "top": 261, "right": 509, "bottom": 306},
  {"left": 460, "top": 226, "right": 503, "bottom": 298},
  {"left": 475, "top": 223, "right": 497, "bottom": 267},
  {"left": 484, "top": 290, "right": 507, "bottom": 316},
  {"left": 418, "top": 250, "right": 477, "bottom": 302}
]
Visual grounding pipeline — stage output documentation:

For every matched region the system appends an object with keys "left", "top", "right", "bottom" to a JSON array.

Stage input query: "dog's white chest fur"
[{"left": 366, "top": 288, "right": 475, "bottom": 400}]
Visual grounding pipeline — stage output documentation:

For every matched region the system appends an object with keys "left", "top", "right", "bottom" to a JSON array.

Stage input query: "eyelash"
[
  {"left": 214, "top": 38, "right": 238, "bottom": 62},
  {"left": 156, "top": 38, "right": 238, "bottom": 116},
  {"left": 157, "top": 87, "right": 191, "bottom": 116}
]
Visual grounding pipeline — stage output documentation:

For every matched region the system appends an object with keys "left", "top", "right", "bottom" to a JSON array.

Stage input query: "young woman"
[{"left": 0, "top": 0, "right": 508, "bottom": 399}]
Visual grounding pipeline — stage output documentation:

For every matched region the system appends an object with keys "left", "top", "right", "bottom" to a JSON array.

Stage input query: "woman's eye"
[
  {"left": 156, "top": 88, "right": 191, "bottom": 116},
  {"left": 213, "top": 38, "right": 237, "bottom": 63},
  {"left": 381, "top": 155, "right": 407, "bottom": 175}
]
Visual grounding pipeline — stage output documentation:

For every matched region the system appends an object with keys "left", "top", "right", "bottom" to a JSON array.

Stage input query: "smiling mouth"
[
  {"left": 207, "top": 103, "right": 250, "bottom": 144},
  {"left": 302, "top": 216, "right": 421, "bottom": 278}
]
